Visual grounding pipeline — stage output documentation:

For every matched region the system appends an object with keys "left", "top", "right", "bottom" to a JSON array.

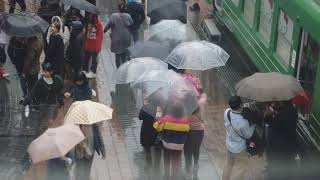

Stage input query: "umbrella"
[
  {"left": 64, "top": 100, "right": 113, "bottom": 125},
  {"left": 147, "top": 0, "right": 187, "bottom": 24},
  {"left": 116, "top": 57, "right": 168, "bottom": 84},
  {"left": 165, "top": 41, "right": 230, "bottom": 71},
  {"left": 291, "top": 91, "right": 310, "bottom": 106},
  {"left": 128, "top": 41, "right": 170, "bottom": 60},
  {"left": 235, "top": 72, "right": 303, "bottom": 102},
  {"left": 28, "top": 124, "right": 85, "bottom": 164},
  {"left": 62, "top": 0, "right": 99, "bottom": 14},
  {"left": 0, "top": 13, "right": 49, "bottom": 37},
  {"left": 145, "top": 20, "right": 192, "bottom": 50},
  {"left": 131, "top": 70, "right": 198, "bottom": 117}
]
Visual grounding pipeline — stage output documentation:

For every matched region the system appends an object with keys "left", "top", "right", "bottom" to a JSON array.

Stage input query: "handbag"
[{"left": 227, "top": 110, "right": 264, "bottom": 156}]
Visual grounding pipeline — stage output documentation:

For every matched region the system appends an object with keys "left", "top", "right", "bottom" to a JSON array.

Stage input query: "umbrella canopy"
[
  {"left": 145, "top": 20, "right": 191, "bottom": 50},
  {"left": 62, "top": 0, "right": 99, "bottom": 14},
  {"left": 235, "top": 72, "right": 303, "bottom": 102},
  {"left": 64, "top": 100, "right": 113, "bottom": 125},
  {"left": 116, "top": 57, "right": 168, "bottom": 84},
  {"left": 0, "top": 13, "right": 49, "bottom": 37},
  {"left": 128, "top": 41, "right": 170, "bottom": 60},
  {"left": 147, "top": 0, "right": 187, "bottom": 24},
  {"left": 165, "top": 41, "right": 230, "bottom": 71},
  {"left": 291, "top": 91, "right": 310, "bottom": 106},
  {"left": 28, "top": 124, "right": 85, "bottom": 164},
  {"left": 131, "top": 70, "right": 198, "bottom": 117}
]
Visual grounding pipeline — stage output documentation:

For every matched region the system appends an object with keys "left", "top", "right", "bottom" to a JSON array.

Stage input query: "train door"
[{"left": 296, "top": 30, "right": 320, "bottom": 114}]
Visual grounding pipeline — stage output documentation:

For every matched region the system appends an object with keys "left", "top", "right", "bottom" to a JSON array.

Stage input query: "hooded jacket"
[
  {"left": 45, "top": 16, "right": 70, "bottom": 45},
  {"left": 84, "top": 17, "right": 103, "bottom": 53}
]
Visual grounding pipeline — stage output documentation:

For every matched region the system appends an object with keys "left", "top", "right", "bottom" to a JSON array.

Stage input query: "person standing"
[
  {"left": 7, "top": 37, "right": 28, "bottom": 98},
  {"left": 23, "top": 62, "right": 64, "bottom": 132},
  {"left": 22, "top": 36, "right": 44, "bottom": 97},
  {"left": 83, "top": 14, "right": 103, "bottom": 78},
  {"left": 153, "top": 102, "right": 189, "bottom": 180},
  {"left": 126, "top": 0, "right": 145, "bottom": 43},
  {"left": 222, "top": 96, "right": 255, "bottom": 180},
  {"left": 66, "top": 21, "right": 84, "bottom": 76},
  {"left": 9, "top": 0, "right": 26, "bottom": 14},
  {"left": 44, "top": 21, "right": 65, "bottom": 76},
  {"left": 183, "top": 108, "right": 204, "bottom": 180},
  {"left": 104, "top": 4, "right": 133, "bottom": 68}
]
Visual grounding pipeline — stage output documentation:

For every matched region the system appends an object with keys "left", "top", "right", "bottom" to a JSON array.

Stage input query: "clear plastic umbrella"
[
  {"left": 131, "top": 70, "right": 198, "bottom": 117},
  {"left": 128, "top": 41, "right": 170, "bottom": 60},
  {"left": 145, "top": 20, "right": 192, "bottom": 50},
  {"left": 165, "top": 41, "right": 230, "bottom": 71},
  {"left": 116, "top": 57, "right": 168, "bottom": 84}
]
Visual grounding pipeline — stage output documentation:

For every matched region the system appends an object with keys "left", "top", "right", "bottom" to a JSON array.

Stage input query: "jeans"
[
  {"left": 131, "top": 28, "right": 140, "bottom": 43},
  {"left": 83, "top": 51, "right": 98, "bottom": 73},
  {"left": 183, "top": 130, "right": 204, "bottom": 172},
  {"left": 115, "top": 52, "right": 128, "bottom": 68},
  {"left": 222, "top": 150, "right": 250, "bottom": 180},
  {"left": 9, "top": 0, "right": 26, "bottom": 13}
]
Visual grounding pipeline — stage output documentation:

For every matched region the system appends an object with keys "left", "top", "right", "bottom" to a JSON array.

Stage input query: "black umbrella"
[
  {"left": 147, "top": 0, "right": 187, "bottom": 24},
  {"left": 62, "top": 0, "right": 99, "bottom": 14},
  {"left": 128, "top": 41, "right": 170, "bottom": 60},
  {"left": 0, "top": 13, "right": 49, "bottom": 37}
]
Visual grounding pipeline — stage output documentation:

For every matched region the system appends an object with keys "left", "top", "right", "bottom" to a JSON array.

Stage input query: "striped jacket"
[{"left": 153, "top": 115, "right": 189, "bottom": 150}]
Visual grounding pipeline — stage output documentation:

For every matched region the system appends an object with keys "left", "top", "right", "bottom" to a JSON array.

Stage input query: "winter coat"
[
  {"left": 83, "top": 19, "right": 103, "bottom": 53},
  {"left": 126, "top": 1, "right": 145, "bottom": 31},
  {"left": 139, "top": 104, "right": 158, "bottom": 147},
  {"left": 153, "top": 115, "right": 189, "bottom": 150},
  {"left": 44, "top": 34, "right": 65, "bottom": 75},
  {"left": 67, "top": 29, "right": 84, "bottom": 68},
  {"left": 68, "top": 83, "right": 92, "bottom": 101},
  {"left": 23, "top": 37, "right": 44, "bottom": 75},
  {"left": 104, "top": 13, "right": 133, "bottom": 54},
  {"left": 24, "top": 75, "right": 64, "bottom": 106},
  {"left": 7, "top": 38, "right": 27, "bottom": 75},
  {"left": 45, "top": 16, "right": 70, "bottom": 46}
]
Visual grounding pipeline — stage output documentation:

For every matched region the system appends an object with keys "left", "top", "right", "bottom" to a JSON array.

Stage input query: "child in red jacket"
[{"left": 83, "top": 14, "right": 103, "bottom": 78}]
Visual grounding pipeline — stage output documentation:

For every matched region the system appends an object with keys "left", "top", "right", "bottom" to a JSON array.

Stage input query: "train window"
[
  {"left": 231, "top": 0, "right": 240, "bottom": 7},
  {"left": 276, "top": 10, "right": 294, "bottom": 67},
  {"left": 259, "top": 0, "right": 274, "bottom": 45},
  {"left": 243, "top": 0, "right": 256, "bottom": 27}
]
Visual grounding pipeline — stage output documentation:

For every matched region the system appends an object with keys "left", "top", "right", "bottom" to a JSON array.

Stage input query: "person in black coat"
[
  {"left": 23, "top": 62, "right": 64, "bottom": 133},
  {"left": 265, "top": 101, "right": 299, "bottom": 180},
  {"left": 44, "top": 21, "right": 65, "bottom": 77},
  {"left": 126, "top": 0, "right": 145, "bottom": 43},
  {"left": 7, "top": 37, "right": 28, "bottom": 97},
  {"left": 66, "top": 21, "right": 84, "bottom": 76}
]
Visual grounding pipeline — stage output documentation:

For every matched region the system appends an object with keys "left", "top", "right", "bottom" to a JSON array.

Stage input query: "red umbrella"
[{"left": 291, "top": 91, "right": 310, "bottom": 106}]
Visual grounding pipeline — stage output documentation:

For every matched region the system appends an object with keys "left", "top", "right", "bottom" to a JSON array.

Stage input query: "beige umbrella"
[
  {"left": 235, "top": 72, "right": 303, "bottom": 102},
  {"left": 64, "top": 100, "right": 113, "bottom": 125},
  {"left": 28, "top": 124, "right": 85, "bottom": 164}
]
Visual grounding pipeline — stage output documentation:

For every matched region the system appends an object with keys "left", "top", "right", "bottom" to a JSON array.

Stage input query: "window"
[
  {"left": 232, "top": 0, "right": 240, "bottom": 6},
  {"left": 276, "top": 10, "right": 294, "bottom": 67},
  {"left": 259, "top": 0, "right": 274, "bottom": 44},
  {"left": 243, "top": 0, "right": 256, "bottom": 27}
]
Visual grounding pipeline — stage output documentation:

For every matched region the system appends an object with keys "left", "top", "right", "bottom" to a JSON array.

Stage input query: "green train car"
[{"left": 214, "top": 0, "right": 320, "bottom": 152}]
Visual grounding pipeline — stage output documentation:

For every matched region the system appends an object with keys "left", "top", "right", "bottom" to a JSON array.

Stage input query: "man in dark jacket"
[
  {"left": 8, "top": 37, "right": 28, "bottom": 97},
  {"left": 67, "top": 21, "right": 84, "bottom": 76},
  {"left": 126, "top": 0, "right": 145, "bottom": 43},
  {"left": 23, "top": 36, "right": 44, "bottom": 96}
]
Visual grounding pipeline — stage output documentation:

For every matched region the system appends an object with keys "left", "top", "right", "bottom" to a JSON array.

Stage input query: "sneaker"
[
  {"left": 24, "top": 105, "right": 30, "bottom": 118},
  {"left": 86, "top": 71, "right": 96, "bottom": 78}
]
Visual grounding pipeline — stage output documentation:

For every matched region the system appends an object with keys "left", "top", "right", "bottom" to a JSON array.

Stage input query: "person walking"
[
  {"left": 22, "top": 36, "right": 44, "bottom": 98},
  {"left": 104, "top": 4, "right": 133, "bottom": 68},
  {"left": 7, "top": 37, "right": 28, "bottom": 98},
  {"left": 66, "top": 21, "right": 84, "bottom": 77},
  {"left": 222, "top": 96, "right": 255, "bottom": 180},
  {"left": 9, "top": 0, "right": 26, "bottom": 13},
  {"left": 183, "top": 108, "right": 204, "bottom": 180},
  {"left": 126, "top": 0, "right": 145, "bottom": 43},
  {"left": 83, "top": 14, "right": 103, "bottom": 78},
  {"left": 153, "top": 102, "right": 189, "bottom": 180},
  {"left": 64, "top": 72, "right": 92, "bottom": 101},
  {"left": 22, "top": 62, "right": 64, "bottom": 132},
  {"left": 44, "top": 20, "right": 65, "bottom": 76}
]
